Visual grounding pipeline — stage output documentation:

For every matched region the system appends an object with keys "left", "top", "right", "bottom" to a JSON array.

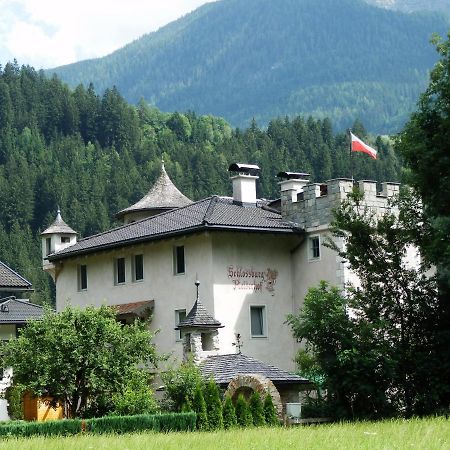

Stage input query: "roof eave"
[{"left": 49, "top": 224, "right": 303, "bottom": 262}]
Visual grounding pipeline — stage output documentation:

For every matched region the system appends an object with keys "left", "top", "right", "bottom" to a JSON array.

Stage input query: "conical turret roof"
[
  {"left": 41, "top": 209, "right": 77, "bottom": 235},
  {"left": 116, "top": 162, "right": 192, "bottom": 219},
  {"left": 176, "top": 281, "right": 223, "bottom": 330}
]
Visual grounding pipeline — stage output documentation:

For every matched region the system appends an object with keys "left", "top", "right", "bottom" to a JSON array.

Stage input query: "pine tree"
[
  {"left": 249, "top": 391, "right": 265, "bottom": 426},
  {"left": 222, "top": 395, "right": 237, "bottom": 429},
  {"left": 263, "top": 394, "right": 279, "bottom": 426},
  {"left": 204, "top": 378, "right": 223, "bottom": 430},
  {"left": 193, "top": 384, "right": 209, "bottom": 431},
  {"left": 235, "top": 394, "right": 252, "bottom": 427}
]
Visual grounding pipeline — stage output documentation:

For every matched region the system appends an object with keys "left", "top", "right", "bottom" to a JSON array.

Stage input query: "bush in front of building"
[
  {"left": 3, "top": 383, "right": 25, "bottom": 420},
  {"left": 263, "top": 394, "right": 279, "bottom": 426},
  {"left": 0, "top": 412, "right": 197, "bottom": 438},
  {"left": 161, "top": 360, "right": 205, "bottom": 412},
  {"left": 192, "top": 384, "right": 209, "bottom": 431},
  {"left": 0, "top": 417, "right": 82, "bottom": 438},
  {"left": 249, "top": 392, "right": 265, "bottom": 426},
  {"left": 204, "top": 378, "right": 223, "bottom": 430},
  {"left": 222, "top": 395, "right": 237, "bottom": 429},
  {"left": 235, "top": 394, "right": 253, "bottom": 427},
  {"left": 110, "top": 369, "right": 159, "bottom": 416}
]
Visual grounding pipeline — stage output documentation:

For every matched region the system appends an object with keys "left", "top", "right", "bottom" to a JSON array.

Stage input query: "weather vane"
[{"left": 232, "top": 333, "right": 243, "bottom": 354}]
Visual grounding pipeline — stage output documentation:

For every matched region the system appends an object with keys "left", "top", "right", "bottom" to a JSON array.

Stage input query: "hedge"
[{"left": 0, "top": 412, "right": 196, "bottom": 438}]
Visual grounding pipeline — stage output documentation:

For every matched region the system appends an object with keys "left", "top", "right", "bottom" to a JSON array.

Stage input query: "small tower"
[
  {"left": 41, "top": 208, "right": 77, "bottom": 279},
  {"left": 175, "top": 280, "right": 223, "bottom": 363},
  {"left": 116, "top": 160, "right": 192, "bottom": 224}
]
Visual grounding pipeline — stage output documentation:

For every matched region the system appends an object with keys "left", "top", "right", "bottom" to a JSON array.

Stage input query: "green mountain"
[{"left": 48, "top": 0, "right": 449, "bottom": 133}]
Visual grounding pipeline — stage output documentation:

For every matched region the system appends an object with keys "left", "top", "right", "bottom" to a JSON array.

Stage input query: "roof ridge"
[
  {"left": 0, "top": 261, "right": 32, "bottom": 287},
  {"left": 202, "top": 196, "right": 219, "bottom": 225},
  {"left": 72, "top": 197, "right": 215, "bottom": 246}
]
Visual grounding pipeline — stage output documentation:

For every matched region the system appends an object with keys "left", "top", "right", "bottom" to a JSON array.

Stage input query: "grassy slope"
[{"left": 2, "top": 417, "right": 449, "bottom": 450}]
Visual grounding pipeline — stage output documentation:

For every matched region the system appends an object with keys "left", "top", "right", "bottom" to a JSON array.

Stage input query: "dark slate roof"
[
  {"left": 116, "top": 163, "right": 192, "bottom": 219},
  {"left": 41, "top": 209, "right": 77, "bottom": 235},
  {"left": 0, "top": 261, "right": 33, "bottom": 291},
  {"left": 200, "top": 353, "right": 309, "bottom": 385},
  {"left": 176, "top": 299, "right": 223, "bottom": 330},
  {"left": 50, "top": 196, "right": 301, "bottom": 261},
  {"left": 0, "top": 297, "right": 44, "bottom": 324}
]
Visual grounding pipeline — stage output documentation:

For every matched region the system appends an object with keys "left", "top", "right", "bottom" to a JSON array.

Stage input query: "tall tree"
[
  {"left": 396, "top": 32, "right": 450, "bottom": 408},
  {"left": 1, "top": 305, "right": 157, "bottom": 418}
]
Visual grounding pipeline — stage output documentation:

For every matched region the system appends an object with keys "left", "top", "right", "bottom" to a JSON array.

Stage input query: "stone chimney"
[
  {"left": 228, "top": 163, "right": 261, "bottom": 206},
  {"left": 277, "top": 171, "right": 310, "bottom": 203}
]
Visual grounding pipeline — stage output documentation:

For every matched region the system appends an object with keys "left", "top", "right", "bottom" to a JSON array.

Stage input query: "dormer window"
[{"left": 61, "top": 236, "right": 70, "bottom": 244}]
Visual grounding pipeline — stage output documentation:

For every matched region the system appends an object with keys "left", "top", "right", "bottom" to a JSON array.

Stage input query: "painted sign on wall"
[{"left": 227, "top": 265, "right": 278, "bottom": 293}]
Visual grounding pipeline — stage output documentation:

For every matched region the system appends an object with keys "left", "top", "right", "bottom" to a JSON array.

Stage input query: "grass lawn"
[{"left": 0, "top": 416, "right": 448, "bottom": 450}]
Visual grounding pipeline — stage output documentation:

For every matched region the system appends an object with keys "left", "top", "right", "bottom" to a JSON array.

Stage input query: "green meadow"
[{"left": 1, "top": 416, "right": 448, "bottom": 450}]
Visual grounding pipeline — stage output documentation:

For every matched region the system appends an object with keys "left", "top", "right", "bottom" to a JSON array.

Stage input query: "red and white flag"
[{"left": 350, "top": 131, "right": 377, "bottom": 159}]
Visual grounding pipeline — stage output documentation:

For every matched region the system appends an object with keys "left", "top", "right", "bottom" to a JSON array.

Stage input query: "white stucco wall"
[
  {"left": 55, "top": 233, "right": 214, "bottom": 362},
  {"left": 211, "top": 232, "right": 300, "bottom": 371},
  {"left": 54, "top": 231, "right": 306, "bottom": 370}
]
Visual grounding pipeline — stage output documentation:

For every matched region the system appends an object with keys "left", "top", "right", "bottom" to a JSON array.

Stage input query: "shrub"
[
  {"left": 0, "top": 412, "right": 197, "bottom": 438},
  {"left": 4, "top": 383, "right": 25, "bottom": 420},
  {"left": 110, "top": 369, "right": 159, "bottom": 416},
  {"left": 263, "top": 394, "right": 279, "bottom": 426},
  {"left": 249, "top": 392, "right": 265, "bottom": 426},
  {"left": 235, "top": 394, "right": 252, "bottom": 427},
  {"left": 161, "top": 360, "right": 204, "bottom": 412},
  {"left": 192, "top": 384, "right": 208, "bottom": 430},
  {"left": 204, "top": 379, "right": 223, "bottom": 430},
  {"left": 0, "top": 418, "right": 82, "bottom": 438},
  {"left": 222, "top": 395, "right": 237, "bottom": 429}
]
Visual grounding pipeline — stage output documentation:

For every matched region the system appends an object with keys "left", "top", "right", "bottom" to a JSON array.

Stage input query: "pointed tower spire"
[
  {"left": 41, "top": 208, "right": 77, "bottom": 280},
  {"left": 116, "top": 159, "right": 192, "bottom": 223},
  {"left": 175, "top": 280, "right": 223, "bottom": 363}
]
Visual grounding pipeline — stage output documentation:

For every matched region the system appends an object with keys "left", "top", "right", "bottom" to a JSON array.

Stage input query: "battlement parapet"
[{"left": 281, "top": 178, "right": 400, "bottom": 229}]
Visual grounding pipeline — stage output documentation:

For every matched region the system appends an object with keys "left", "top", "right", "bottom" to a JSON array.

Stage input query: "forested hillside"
[
  {"left": 0, "top": 63, "right": 400, "bottom": 304},
  {"left": 48, "top": 0, "right": 449, "bottom": 133}
]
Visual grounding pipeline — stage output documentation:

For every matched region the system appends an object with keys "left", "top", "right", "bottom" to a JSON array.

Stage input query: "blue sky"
[{"left": 0, "top": 0, "right": 215, "bottom": 69}]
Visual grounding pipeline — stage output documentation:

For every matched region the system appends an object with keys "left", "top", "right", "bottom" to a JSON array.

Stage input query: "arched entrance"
[{"left": 225, "top": 374, "right": 283, "bottom": 418}]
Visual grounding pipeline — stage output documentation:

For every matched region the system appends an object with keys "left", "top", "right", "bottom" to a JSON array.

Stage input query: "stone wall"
[{"left": 281, "top": 179, "right": 400, "bottom": 228}]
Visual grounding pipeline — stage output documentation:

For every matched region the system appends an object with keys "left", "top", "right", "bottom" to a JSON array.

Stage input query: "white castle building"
[{"left": 41, "top": 162, "right": 400, "bottom": 373}]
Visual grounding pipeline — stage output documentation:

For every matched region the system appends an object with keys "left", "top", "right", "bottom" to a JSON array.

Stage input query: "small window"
[
  {"left": 115, "top": 257, "right": 126, "bottom": 284},
  {"left": 173, "top": 245, "right": 185, "bottom": 275},
  {"left": 46, "top": 237, "right": 51, "bottom": 256},
  {"left": 61, "top": 236, "right": 70, "bottom": 244},
  {"left": 132, "top": 254, "right": 144, "bottom": 281},
  {"left": 78, "top": 264, "right": 87, "bottom": 291},
  {"left": 175, "top": 309, "right": 187, "bottom": 341},
  {"left": 309, "top": 236, "right": 320, "bottom": 260},
  {"left": 250, "top": 305, "right": 266, "bottom": 337}
]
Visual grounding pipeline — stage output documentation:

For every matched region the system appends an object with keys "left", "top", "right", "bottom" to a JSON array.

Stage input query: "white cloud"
[{"left": 0, "top": 0, "right": 216, "bottom": 69}]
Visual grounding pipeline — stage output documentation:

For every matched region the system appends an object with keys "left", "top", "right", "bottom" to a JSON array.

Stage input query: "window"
[
  {"left": 309, "top": 236, "right": 320, "bottom": 260},
  {"left": 175, "top": 309, "right": 187, "bottom": 341},
  {"left": 115, "top": 257, "right": 126, "bottom": 284},
  {"left": 61, "top": 236, "right": 70, "bottom": 244},
  {"left": 132, "top": 254, "right": 144, "bottom": 282},
  {"left": 78, "top": 264, "right": 87, "bottom": 291},
  {"left": 250, "top": 305, "right": 266, "bottom": 337},
  {"left": 45, "top": 237, "right": 51, "bottom": 256},
  {"left": 173, "top": 245, "right": 185, "bottom": 275}
]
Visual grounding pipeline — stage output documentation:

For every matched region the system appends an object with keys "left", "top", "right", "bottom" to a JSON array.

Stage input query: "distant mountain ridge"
[
  {"left": 365, "top": 0, "right": 450, "bottom": 13},
  {"left": 48, "top": 0, "right": 450, "bottom": 133}
]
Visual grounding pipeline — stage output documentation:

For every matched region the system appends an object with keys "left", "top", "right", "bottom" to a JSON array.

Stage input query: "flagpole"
[{"left": 349, "top": 128, "right": 354, "bottom": 184}]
